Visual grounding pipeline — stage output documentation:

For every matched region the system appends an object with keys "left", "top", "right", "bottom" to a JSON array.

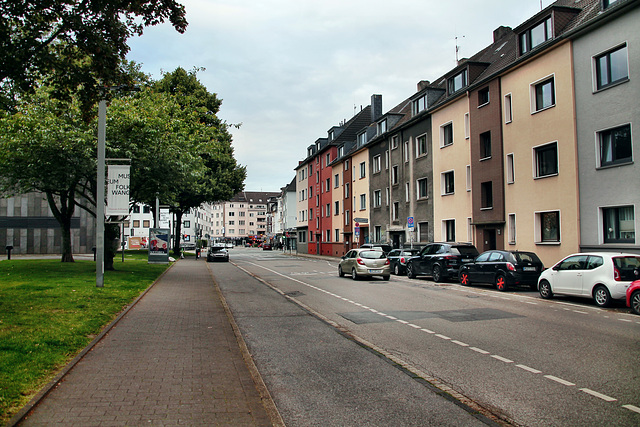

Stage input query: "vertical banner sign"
[
  {"left": 106, "top": 165, "right": 130, "bottom": 215},
  {"left": 148, "top": 228, "right": 170, "bottom": 264}
]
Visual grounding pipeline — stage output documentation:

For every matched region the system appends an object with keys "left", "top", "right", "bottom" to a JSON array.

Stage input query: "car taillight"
[
  {"left": 443, "top": 255, "right": 456, "bottom": 265},
  {"left": 614, "top": 266, "right": 621, "bottom": 281},
  {"left": 400, "top": 256, "right": 406, "bottom": 264},
  {"left": 506, "top": 262, "right": 516, "bottom": 272},
  {"left": 385, "top": 258, "right": 390, "bottom": 265},
  {"left": 357, "top": 258, "right": 365, "bottom": 265}
]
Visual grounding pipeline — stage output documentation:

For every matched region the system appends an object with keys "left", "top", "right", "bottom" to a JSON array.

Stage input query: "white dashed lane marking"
[{"left": 243, "top": 261, "right": 640, "bottom": 416}]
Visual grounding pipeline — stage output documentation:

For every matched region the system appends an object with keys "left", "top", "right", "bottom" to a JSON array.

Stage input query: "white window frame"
[
  {"left": 440, "top": 122, "right": 454, "bottom": 148},
  {"left": 466, "top": 165, "right": 471, "bottom": 191},
  {"left": 464, "top": 113, "right": 470, "bottom": 139},
  {"left": 373, "top": 189, "right": 382, "bottom": 208},
  {"left": 534, "top": 210, "right": 561, "bottom": 244},
  {"left": 533, "top": 141, "right": 559, "bottom": 179},
  {"left": 592, "top": 42, "right": 629, "bottom": 92},
  {"left": 441, "top": 170, "right": 455, "bottom": 195},
  {"left": 404, "top": 141, "right": 410, "bottom": 162},
  {"left": 506, "top": 153, "right": 515, "bottom": 184},
  {"left": 359, "top": 194, "right": 366, "bottom": 210},
  {"left": 442, "top": 219, "right": 456, "bottom": 242},
  {"left": 416, "top": 133, "right": 428, "bottom": 157},
  {"left": 391, "top": 134, "right": 399, "bottom": 150},
  {"left": 359, "top": 161, "right": 366, "bottom": 179},
  {"left": 417, "top": 177, "right": 428, "bottom": 200},
  {"left": 373, "top": 155, "right": 381, "bottom": 173},
  {"left": 391, "top": 165, "right": 399, "bottom": 185},
  {"left": 508, "top": 213, "right": 516, "bottom": 244},
  {"left": 530, "top": 74, "right": 556, "bottom": 114},
  {"left": 504, "top": 93, "right": 513, "bottom": 123}
]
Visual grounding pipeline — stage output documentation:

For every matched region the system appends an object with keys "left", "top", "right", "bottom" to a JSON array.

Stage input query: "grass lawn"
[{"left": 0, "top": 251, "right": 170, "bottom": 423}]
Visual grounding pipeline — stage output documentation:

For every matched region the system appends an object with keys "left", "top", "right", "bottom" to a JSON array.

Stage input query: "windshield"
[
  {"left": 613, "top": 256, "right": 640, "bottom": 280},
  {"left": 360, "top": 250, "right": 386, "bottom": 259},
  {"left": 512, "top": 252, "right": 541, "bottom": 264}
]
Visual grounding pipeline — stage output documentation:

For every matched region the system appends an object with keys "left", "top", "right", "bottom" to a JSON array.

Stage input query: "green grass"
[{"left": 0, "top": 252, "right": 170, "bottom": 423}]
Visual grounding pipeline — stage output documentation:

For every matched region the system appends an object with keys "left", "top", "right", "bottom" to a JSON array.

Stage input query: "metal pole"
[{"left": 96, "top": 100, "right": 106, "bottom": 287}]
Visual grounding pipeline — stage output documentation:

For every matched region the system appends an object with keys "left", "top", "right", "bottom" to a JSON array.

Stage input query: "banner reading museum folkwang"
[{"left": 106, "top": 165, "right": 130, "bottom": 216}]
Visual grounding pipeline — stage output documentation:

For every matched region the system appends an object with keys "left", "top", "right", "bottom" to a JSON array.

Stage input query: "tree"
[
  {"left": 0, "top": 0, "right": 187, "bottom": 116},
  {"left": 152, "top": 68, "right": 245, "bottom": 256},
  {"left": 0, "top": 88, "right": 95, "bottom": 262}
]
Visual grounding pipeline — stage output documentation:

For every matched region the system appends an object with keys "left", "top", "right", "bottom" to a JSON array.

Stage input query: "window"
[
  {"left": 416, "top": 134, "right": 428, "bottom": 157},
  {"left": 598, "top": 124, "right": 632, "bottom": 167},
  {"left": 374, "top": 226, "right": 382, "bottom": 243},
  {"left": 359, "top": 194, "right": 366, "bottom": 210},
  {"left": 338, "top": 145, "right": 344, "bottom": 158},
  {"left": 417, "top": 178, "right": 428, "bottom": 199},
  {"left": 413, "top": 94, "right": 427, "bottom": 115},
  {"left": 595, "top": 44, "right": 628, "bottom": 90},
  {"left": 143, "top": 205, "right": 151, "bottom": 213},
  {"left": 359, "top": 162, "right": 366, "bottom": 178},
  {"left": 480, "top": 131, "right": 491, "bottom": 159},
  {"left": 326, "top": 203, "right": 330, "bottom": 217},
  {"left": 441, "top": 171, "right": 455, "bottom": 195},
  {"left": 536, "top": 210, "right": 560, "bottom": 243},
  {"left": 326, "top": 230, "right": 331, "bottom": 242},
  {"left": 448, "top": 69, "right": 467, "bottom": 94},
  {"left": 133, "top": 220, "right": 140, "bottom": 228},
  {"left": 508, "top": 214, "right": 516, "bottom": 244},
  {"left": 603, "top": 0, "right": 620, "bottom": 8},
  {"left": 392, "top": 202, "right": 399, "bottom": 221},
  {"left": 444, "top": 219, "right": 456, "bottom": 242},
  {"left": 481, "top": 182, "right": 493, "bottom": 209},
  {"left": 373, "top": 155, "right": 381, "bottom": 173},
  {"left": 385, "top": 150, "right": 389, "bottom": 170},
  {"left": 405, "top": 183, "right": 410, "bottom": 202},
  {"left": 440, "top": 123, "right": 453, "bottom": 147},
  {"left": 378, "top": 120, "right": 387, "bottom": 134},
  {"left": 466, "top": 165, "right": 471, "bottom": 191},
  {"left": 325, "top": 178, "right": 330, "bottom": 192},
  {"left": 143, "top": 220, "right": 150, "bottom": 228},
  {"left": 335, "top": 229, "right": 340, "bottom": 242},
  {"left": 418, "top": 222, "right": 429, "bottom": 242},
  {"left": 373, "top": 190, "right": 382, "bottom": 208},
  {"left": 133, "top": 205, "right": 140, "bottom": 214},
  {"left": 534, "top": 142, "right": 558, "bottom": 178},
  {"left": 326, "top": 153, "right": 330, "bottom": 166},
  {"left": 467, "top": 217, "right": 473, "bottom": 242},
  {"left": 404, "top": 141, "right": 410, "bottom": 162},
  {"left": 478, "top": 87, "right": 490, "bottom": 106},
  {"left": 603, "top": 206, "right": 635, "bottom": 243},
  {"left": 506, "top": 153, "right": 515, "bottom": 184},
  {"left": 345, "top": 209, "right": 350, "bottom": 224},
  {"left": 464, "top": 113, "right": 470, "bottom": 139},
  {"left": 504, "top": 94, "right": 513, "bottom": 123},
  {"left": 334, "top": 174, "right": 339, "bottom": 188},
  {"left": 520, "top": 17, "right": 552, "bottom": 54},
  {"left": 334, "top": 201, "right": 340, "bottom": 216},
  {"left": 385, "top": 188, "right": 390, "bottom": 206},
  {"left": 345, "top": 183, "right": 349, "bottom": 198},
  {"left": 391, "top": 165, "right": 399, "bottom": 185},
  {"left": 391, "top": 135, "right": 399, "bottom": 149},
  {"left": 358, "top": 132, "right": 367, "bottom": 146},
  {"left": 532, "top": 77, "right": 555, "bottom": 112}
]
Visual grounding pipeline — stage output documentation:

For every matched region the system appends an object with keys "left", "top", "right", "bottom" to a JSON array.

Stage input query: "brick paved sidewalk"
[{"left": 14, "top": 258, "right": 279, "bottom": 426}]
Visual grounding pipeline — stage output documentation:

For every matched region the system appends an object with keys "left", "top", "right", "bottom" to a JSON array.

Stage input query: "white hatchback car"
[{"left": 538, "top": 252, "right": 640, "bottom": 307}]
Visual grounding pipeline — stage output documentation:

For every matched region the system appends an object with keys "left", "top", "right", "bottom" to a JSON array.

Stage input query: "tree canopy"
[{"left": 0, "top": 0, "right": 187, "bottom": 116}]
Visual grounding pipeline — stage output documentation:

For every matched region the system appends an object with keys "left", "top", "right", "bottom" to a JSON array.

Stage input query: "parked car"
[
  {"left": 206, "top": 245, "right": 229, "bottom": 262},
  {"left": 538, "top": 252, "right": 640, "bottom": 307},
  {"left": 387, "top": 248, "right": 420, "bottom": 275},
  {"left": 359, "top": 243, "right": 393, "bottom": 255},
  {"left": 338, "top": 248, "right": 390, "bottom": 281},
  {"left": 458, "top": 250, "right": 544, "bottom": 291},
  {"left": 626, "top": 279, "right": 640, "bottom": 315},
  {"left": 406, "top": 242, "right": 479, "bottom": 282},
  {"left": 262, "top": 243, "right": 272, "bottom": 251}
]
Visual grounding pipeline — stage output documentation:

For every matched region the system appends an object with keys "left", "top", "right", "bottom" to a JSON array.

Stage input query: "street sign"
[{"left": 407, "top": 217, "right": 414, "bottom": 228}]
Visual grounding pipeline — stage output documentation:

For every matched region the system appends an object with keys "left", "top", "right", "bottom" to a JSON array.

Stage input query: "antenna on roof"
[{"left": 455, "top": 34, "right": 465, "bottom": 63}]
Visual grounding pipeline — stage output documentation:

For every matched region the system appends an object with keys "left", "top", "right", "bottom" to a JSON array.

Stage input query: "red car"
[{"left": 626, "top": 279, "right": 640, "bottom": 315}]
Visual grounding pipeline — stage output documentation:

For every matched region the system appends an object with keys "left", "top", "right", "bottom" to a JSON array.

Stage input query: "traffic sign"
[{"left": 407, "top": 217, "right": 414, "bottom": 228}]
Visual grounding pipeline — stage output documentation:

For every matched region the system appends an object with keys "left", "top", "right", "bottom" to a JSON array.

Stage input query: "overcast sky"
[{"left": 127, "top": 0, "right": 551, "bottom": 192}]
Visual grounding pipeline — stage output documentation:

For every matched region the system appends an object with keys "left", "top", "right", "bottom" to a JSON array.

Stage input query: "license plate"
[
  {"left": 368, "top": 269, "right": 382, "bottom": 274},
  {"left": 462, "top": 259, "right": 471, "bottom": 263},
  {"left": 523, "top": 266, "right": 536, "bottom": 271}
]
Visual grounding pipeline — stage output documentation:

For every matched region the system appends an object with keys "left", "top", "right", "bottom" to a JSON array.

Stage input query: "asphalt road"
[{"left": 209, "top": 247, "right": 640, "bottom": 426}]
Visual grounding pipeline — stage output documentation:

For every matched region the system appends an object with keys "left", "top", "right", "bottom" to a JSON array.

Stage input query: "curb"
[{"left": 6, "top": 262, "right": 175, "bottom": 427}]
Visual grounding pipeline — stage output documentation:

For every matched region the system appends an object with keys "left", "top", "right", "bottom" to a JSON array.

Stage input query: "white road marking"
[
  {"left": 580, "top": 388, "right": 616, "bottom": 402},
  {"left": 545, "top": 375, "right": 575, "bottom": 386},
  {"left": 435, "top": 334, "right": 451, "bottom": 340},
  {"left": 516, "top": 364, "right": 542, "bottom": 374},
  {"left": 622, "top": 404, "right": 640, "bottom": 414},
  {"left": 470, "top": 347, "right": 490, "bottom": 354},
  {"left": 421, "top": 328, "right": 435, "bottom": 334},
  {"left": 451, "top": 340, "right": 469, "bottom": 347},
  {"left": 491, "top": 355, "right": 514, "bottom": 363}
]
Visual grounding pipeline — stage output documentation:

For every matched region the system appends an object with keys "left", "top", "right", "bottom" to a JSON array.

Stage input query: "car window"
[
  {"left": 475, "top": 252, "right": 491, "bottom": 262},
  {"left": 558, "top": 255, "right": 588, "bottom": 271},
  {"left": 360, "top": 250, "right": 385, "bottom": 259},
  {"left": 402, "top": 250, "right": 419, "bottom": 256},
  {"left": 436, "top": 245, "right": 448, "bottom": 254},
  {"left": 488, "top": 252, "right": 504, "bottom": 262},
  {"left": 613, "top": 256, "right": 640, "bottom": 280},
  {"left": 513, "top": 252, "right": 541, "bottom": 264},
  {"left": 455, "top": 246, "right": 480, "bottom": 257},
  {"left": 585, "top": 256, "right": 603, "bottom": 270},
  {"left": 388, "top": 250, "right": 400, "bottom": 257}
]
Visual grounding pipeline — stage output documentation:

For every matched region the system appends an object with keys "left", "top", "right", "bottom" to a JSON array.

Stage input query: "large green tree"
[{"left": 0, "top": 0, "right": 187, "bottom": 116}]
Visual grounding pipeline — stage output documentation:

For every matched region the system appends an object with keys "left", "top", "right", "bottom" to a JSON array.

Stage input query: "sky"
[{"left": 127, "top": 0, "right": 552, "bottom": 192}]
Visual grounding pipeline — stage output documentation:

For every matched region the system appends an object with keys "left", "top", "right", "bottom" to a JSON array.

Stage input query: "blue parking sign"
[{"left": 407, "top": 217, "right": 414, "bottom": 228}]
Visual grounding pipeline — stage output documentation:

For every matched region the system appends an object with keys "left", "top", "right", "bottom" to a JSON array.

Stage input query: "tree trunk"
[
  {"left": 46, "top": 190, "right": 76, "bottom": 262},
  {"left": 104, "top": 223, "right": 120, "bottom": 271}
]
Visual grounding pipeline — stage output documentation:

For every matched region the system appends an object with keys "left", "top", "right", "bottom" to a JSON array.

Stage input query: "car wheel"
[
  {"left": 539, "top": 280, "right": 553, "bottom": 299},
  {"left": 593, "top": 285, "right": 611, "bottom": 307},
  {"left": 351, "top": 268, "right": 358, "bottom": 281},
  {"left": 432, "top": 264, "right": 442, "bottom": 282},
  {"left": 393, "top": 264, "right": 400, "bottom": 275},
  {"left": 407, "top": 263, "right": 416, "bottom": 279},
  {"left": 495, "top": 274, "right": 507, "bottom": 292},
  {"left": 631, "top": 290, "right": 640, "bottom": 315},
  {"left": 383, "top": 275, "right": 390, "bottom": 281},
  {"left": 459, "top": 270, "right": 471, "bottom": 286},
  {"left": 338, "top": 265, "right": 344, "bottom": 277}
]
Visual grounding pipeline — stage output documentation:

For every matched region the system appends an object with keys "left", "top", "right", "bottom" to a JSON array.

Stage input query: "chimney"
[
  {"left": 371, "top": 94, "right": 382, "bottom": 121},
  {"left": 417, "top": 80, "right": 430, "bottom": 91},
  {"left": 493, "top": 26, "right": 512, "bottom": 42}
]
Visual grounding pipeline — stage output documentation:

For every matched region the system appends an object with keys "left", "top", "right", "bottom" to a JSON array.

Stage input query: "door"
[
  {"left": 483, "top": 229, "right": 497, "bottom": 252},
  {"left": 552, "top": 255, "right": 588, "bottom": 295}
]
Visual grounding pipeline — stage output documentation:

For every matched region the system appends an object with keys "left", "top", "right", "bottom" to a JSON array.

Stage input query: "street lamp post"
[{"left": 96, "top": 99, "right": 107, "bottom": 287}]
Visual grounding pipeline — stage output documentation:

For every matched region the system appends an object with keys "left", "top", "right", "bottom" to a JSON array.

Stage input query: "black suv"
[{"left": 406, "top": 242, "right": 479, "bottom": 282}]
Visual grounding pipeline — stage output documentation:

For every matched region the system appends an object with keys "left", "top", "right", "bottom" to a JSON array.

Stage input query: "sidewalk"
[{"left": 12, "top": 258, "right": 281, "bottom": 426}]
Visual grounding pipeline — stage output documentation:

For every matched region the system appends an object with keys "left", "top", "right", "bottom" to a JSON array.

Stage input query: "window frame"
[
  {"left": 535, "top": 210, "right": 561, "bottom": 244},
  {"left": 480, "top": 131, "right": 491, "bottom": 160},
  {"left": 416, "top": 133, "right": 428, "bottom": 157},
  {"left": 373, "top": 154, "right": 382, "bottom": 174},
  {"left": 520, "top": 17, "right": 552, "bottom": 55},
  {"left": 417, "top": 177, "right": 428, "bottom": 200},
  {"left": 441, "top": 170, "right": 455, "bottom": 195},
  {"left": 597, "top": 123, "right": 633, "bottom": 168},
  {"left": 478, "top": 87, "right": 490, "bottom": 107},
  {"left": 531, "top": 75, "right": 556, "bottom": 113},
  {"left": 481, "top": 181, "right": 493, "bottom": 210},
  {"left": 448, "top": 69, "right": 468, "bottom": 94},
  {"left": 373, "top": 189, "right": 382, "bottom": 208},
  {"left": 602, "top": 205, "right": 635, "bottom": 244},
  {"left": 504, "top": 93, "right": 513, "bottom": 123},
  {"left": 594, "top": 43, "right": 629, "bottom": 91},
  {"left": 508, "top": 213, "right": 516, "bottom": 244},
  {"left": 533, "top": 141, "right": 559, "bottom": 179},
  {"left": 440, "top": 122, "right": 454, "bottom": 148}
]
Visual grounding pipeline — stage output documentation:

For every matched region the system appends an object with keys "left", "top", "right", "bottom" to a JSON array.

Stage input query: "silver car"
[{"left": 338, "top": 248, "right": 390, "bottom": 281}]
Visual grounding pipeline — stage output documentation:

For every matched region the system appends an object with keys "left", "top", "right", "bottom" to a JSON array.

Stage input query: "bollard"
[{"left": 5, "top": 246, "right": 13, "bottom": 260}]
